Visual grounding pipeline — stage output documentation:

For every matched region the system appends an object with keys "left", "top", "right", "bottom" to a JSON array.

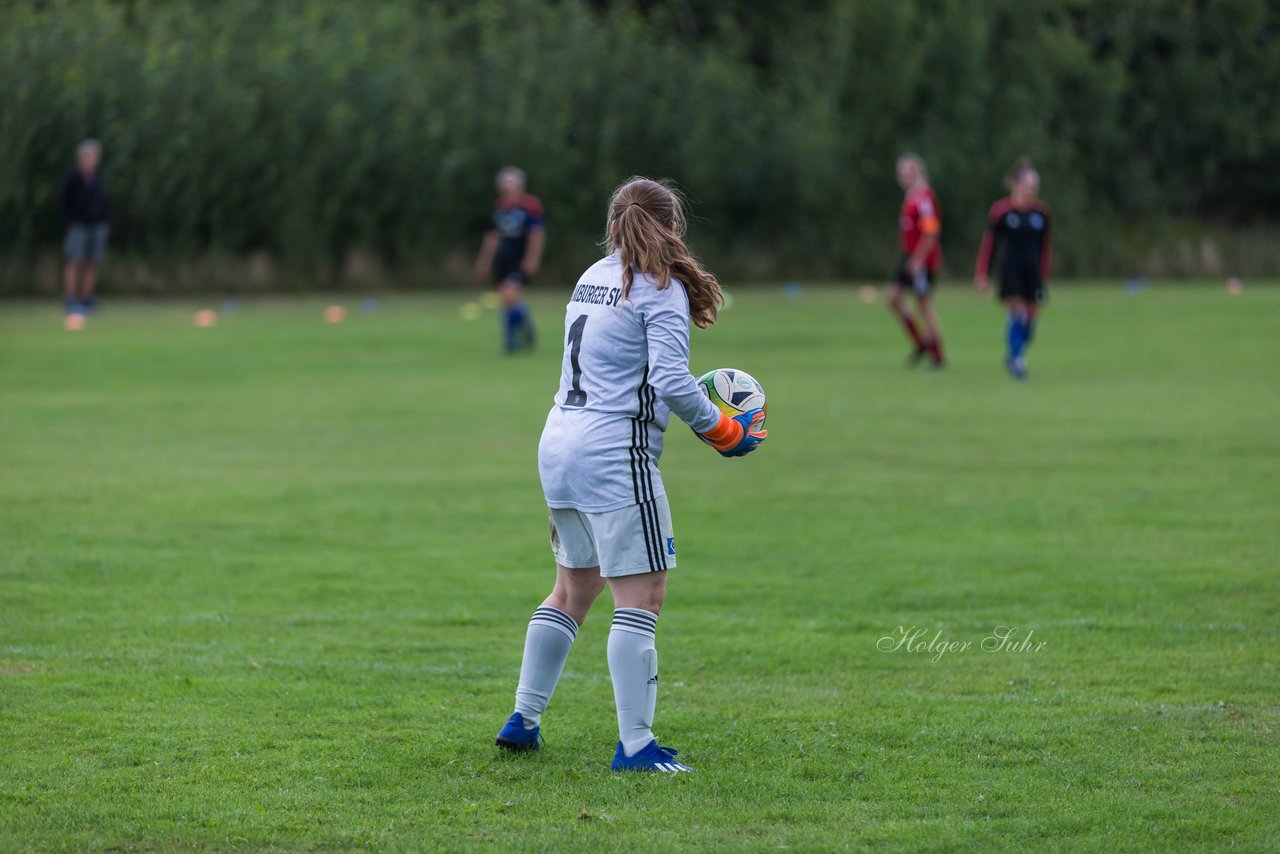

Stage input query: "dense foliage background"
[{"left": 2, "top": 0, "right": 1278, "bottom": 292}]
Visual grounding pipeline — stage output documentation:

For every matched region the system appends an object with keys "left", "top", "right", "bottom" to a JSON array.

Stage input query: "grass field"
[{"left": 2, "top": 283, "right": 1278, "bottom": 851}]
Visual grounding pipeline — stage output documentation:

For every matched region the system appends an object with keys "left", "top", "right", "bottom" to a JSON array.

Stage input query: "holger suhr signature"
[{"left": 877, "top": 625, "right": 1047, "bottom": 663}]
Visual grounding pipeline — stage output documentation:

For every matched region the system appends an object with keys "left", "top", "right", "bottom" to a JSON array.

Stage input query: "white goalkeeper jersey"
[{"left": 538, "top": 253, "right": 722, "bottom": 513}]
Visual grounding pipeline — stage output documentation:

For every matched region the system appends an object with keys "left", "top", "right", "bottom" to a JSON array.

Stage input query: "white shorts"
[{"left": 548, "top": 496, "right": 676, "bottom": 577}]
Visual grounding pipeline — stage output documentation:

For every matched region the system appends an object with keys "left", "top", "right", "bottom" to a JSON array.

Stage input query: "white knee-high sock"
[
  {"left": 608, "top": 607, "right": 659, "bottom": 756},
  {"left": 513, "top": 606, "right": 578, "bottom": 727}
]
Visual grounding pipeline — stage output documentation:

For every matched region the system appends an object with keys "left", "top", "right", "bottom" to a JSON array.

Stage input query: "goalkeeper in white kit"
[{"left": 494, "top": 177, "right": 767, "bottom": 772}]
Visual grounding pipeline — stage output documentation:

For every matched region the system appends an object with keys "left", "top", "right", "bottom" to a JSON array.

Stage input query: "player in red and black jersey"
[
  {"left": 476, "top": 166, "right": 545, "bottom": 353},
  {"left": 974, "top": 158, "right": 1052, "bottom": 380},
  {"left": 888, "top": 154, "right": 945, "bottom": 368}
]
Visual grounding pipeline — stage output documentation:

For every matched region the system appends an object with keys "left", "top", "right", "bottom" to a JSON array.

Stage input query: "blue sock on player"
[
  {"left": 505, "top": 301, "right": 533, "bottom": 349},
  {"left": 504, "top": 305, "right": 521, "bottom": 351},
  {"left": 517, "top": 300, "right": 533, "bottom": 343},
  {"left": 1006, "top": 311, "right": 1027, "bottom": 360}
]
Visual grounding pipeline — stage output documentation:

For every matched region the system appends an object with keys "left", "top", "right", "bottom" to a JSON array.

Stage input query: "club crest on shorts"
[{"left": 666, "top": 537, "right": 676, "bottom": 556}]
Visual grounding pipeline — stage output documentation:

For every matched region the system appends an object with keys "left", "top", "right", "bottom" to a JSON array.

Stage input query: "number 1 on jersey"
[{"left": 565, "top": 314, "right": 588, "bottom": 407}]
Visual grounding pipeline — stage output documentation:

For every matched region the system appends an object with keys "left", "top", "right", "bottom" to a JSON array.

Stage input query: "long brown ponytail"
[{"left": 605, "top": 177, "right": 724, "bottom": 329}]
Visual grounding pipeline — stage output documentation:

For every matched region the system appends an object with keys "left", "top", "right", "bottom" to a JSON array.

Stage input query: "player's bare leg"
[
  {"left": 607, "top": 569, "right": 666, "bottom": 615},
  {"left": 887, "top": 284, "right": 928, "bottom": 366},
  {"left": 544, "top": 563, "right": 607, "bottom": 625},
  {"left": 915, "top": 293, "right": 945, "bottom": 367},
  {"left": 80, "top": 260, "right": 100, "bottom": 311},
  {"left": 62, "top": 261, "right": 82, "bottom": 313},
  {"left": 77, "top": 261, "right": 99, "bottom": 313}
]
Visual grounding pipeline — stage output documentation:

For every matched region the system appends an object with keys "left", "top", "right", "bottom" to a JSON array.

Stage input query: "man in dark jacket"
[{"left": 59, "top": 139, "right": 109, "bottom": 314}]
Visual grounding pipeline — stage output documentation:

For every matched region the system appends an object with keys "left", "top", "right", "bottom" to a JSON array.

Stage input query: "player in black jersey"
[
  {"left": 974, "top": 158, "right": 1053, "bottom": 380},
  {"left": 475, "top": 167, "right": 545, "bottom": 353}
]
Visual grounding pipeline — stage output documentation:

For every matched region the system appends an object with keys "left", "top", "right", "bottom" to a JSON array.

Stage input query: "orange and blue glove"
[{"left": 698, "top": 408, "right": 767, "bottom": 458}]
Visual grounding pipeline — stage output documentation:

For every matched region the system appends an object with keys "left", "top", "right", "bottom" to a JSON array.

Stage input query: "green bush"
[{"left": 2, "top": 0, "right": 1277, "bottom": 292}]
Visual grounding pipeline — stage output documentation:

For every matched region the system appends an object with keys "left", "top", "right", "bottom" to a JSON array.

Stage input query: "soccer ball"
[{"left": 697, "top": 368, "right": 766, "bottom": 429}]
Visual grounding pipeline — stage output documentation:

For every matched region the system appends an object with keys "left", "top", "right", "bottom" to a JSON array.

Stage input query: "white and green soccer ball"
[{"left": 697, "top": 368, "right": 767, "bottom": 430}]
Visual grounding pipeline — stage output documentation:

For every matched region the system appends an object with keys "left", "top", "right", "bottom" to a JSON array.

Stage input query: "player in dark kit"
[
  {"left": 974, "top": 157, "right": 1053, "bottom": 380},
  {"left": 476, "top": 167, "right": 545, "bottom": 353},
  {"left": 888, "top": 154, "right": 945, "bottom": 368},
  {"left": 59, "top": 139, "right": 109, "bottom": 314}
]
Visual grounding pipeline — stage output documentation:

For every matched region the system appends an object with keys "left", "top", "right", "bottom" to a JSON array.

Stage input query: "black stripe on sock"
[
  {"left": 611, "top": 617, "right": 657, "bottom": 633},
  {"left": 612, "top": 610, "right": 657, "bottom": 632},
  {"left": 534, "top": 606, "right": 577, "bottom": 624},
  {"left": 533, "top": 611, "right": 578, "bottom": 636},
  {"left": 612, "top": 611, "right": 656, "bottom": 627},
  {"left": 532, "top": 607, "right": 579, "bottom": 636},
  {"left": 612, "top": 608, "right": 657, "bottom": 625}
]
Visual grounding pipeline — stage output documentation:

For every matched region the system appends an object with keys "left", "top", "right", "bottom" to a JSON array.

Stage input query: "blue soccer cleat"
[
  {"left": 495, "top": 713, "right": 541, "bottom": 751},
  {"left": 611, "top": 740, "right": 693, "bottom": 773}
]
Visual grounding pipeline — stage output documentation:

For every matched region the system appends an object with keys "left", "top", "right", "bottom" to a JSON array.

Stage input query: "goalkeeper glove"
[{"left": 698, "top": 409, "right": 767, "bottom": 458}]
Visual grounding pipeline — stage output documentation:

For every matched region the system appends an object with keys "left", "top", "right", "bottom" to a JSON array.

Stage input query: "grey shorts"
[
  {"left": 548, "top": 496, "right": 676, "bottom": 576},
  {"left": 64, "top": 224, "right": 109, "bottom": 262}
]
